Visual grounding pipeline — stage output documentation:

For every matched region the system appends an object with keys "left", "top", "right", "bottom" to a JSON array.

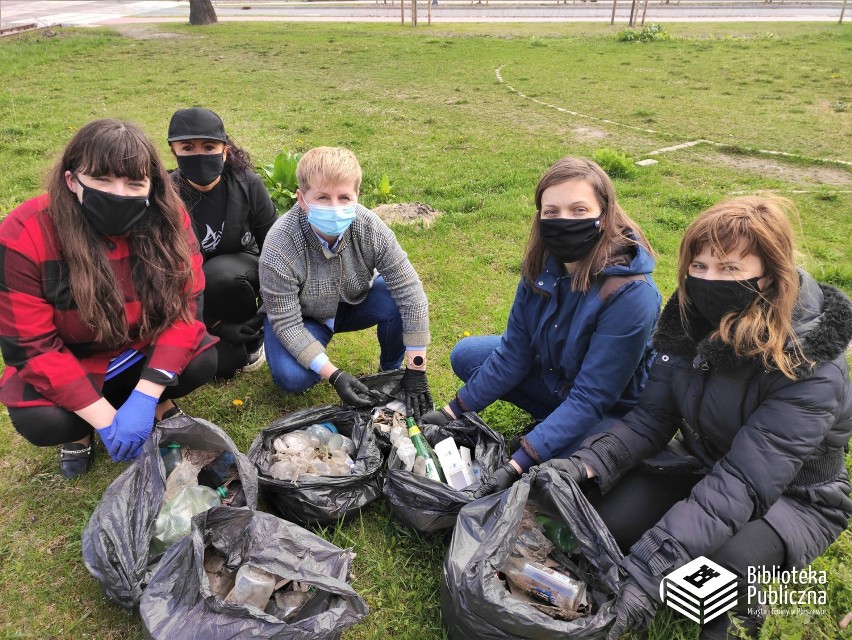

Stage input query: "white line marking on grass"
[{"left": 495, "top": 65, "right": 852, "bottom": 169}]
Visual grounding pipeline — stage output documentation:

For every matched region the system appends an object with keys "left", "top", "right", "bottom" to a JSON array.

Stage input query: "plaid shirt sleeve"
[
  {"left": 144, "top": 209, "right": 210, "bottom": 374},
  {"left": 0, "top": 196, "right": 103, "bottom": 411}
]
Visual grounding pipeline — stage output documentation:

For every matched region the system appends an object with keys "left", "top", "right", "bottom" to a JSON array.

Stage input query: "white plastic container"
[{"left": 434, "top": 437, "right": 475, "bottom": 490}]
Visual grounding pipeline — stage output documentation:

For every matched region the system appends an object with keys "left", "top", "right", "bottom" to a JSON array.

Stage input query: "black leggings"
[
  {"left": 203, "top": 252, "right": 262, "bottom": 378},
  {"left": 8, "top": 347, "right": 217, "bottom": 447},
  {"left": 586, "top": 469, "right": 786, "bottom": 616}
]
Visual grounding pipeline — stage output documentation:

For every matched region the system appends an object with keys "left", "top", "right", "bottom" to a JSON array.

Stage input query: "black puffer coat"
[{"left": 575, "top": 270, "right": 852, "bottom": 598}]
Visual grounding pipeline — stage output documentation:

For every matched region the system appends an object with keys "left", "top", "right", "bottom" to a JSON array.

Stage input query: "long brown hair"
[
  {"left": 521, "top": 157, "right": 653, "bottom": 294},
  {"left": 677, "top": 195, "right": 805, "bottom": 379},
  {"left": 46, "top": 119, "right": 195, "bottom": 347}
]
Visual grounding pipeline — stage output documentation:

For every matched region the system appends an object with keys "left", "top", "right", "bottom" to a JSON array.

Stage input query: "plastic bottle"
[
  {"left": 224, "top": 564, "right": 278, "bottom": 610},
  {"left": 535, "top": 514, "right": 579, "bottom": 553},
  {"left": 205, "top": 451, "right": 236, "bottom": 485},
  {"left": 150, "top": 485, "right": 226, "bottom": 554},
  {"left": 501, "top": 556, "right": 587, "bottom": 614},
  {"left": 406, "top": 417, "right": 446, "bottom": 483},
  {"left": 160, "top": 443, "right": 182, "bottom": 477}
]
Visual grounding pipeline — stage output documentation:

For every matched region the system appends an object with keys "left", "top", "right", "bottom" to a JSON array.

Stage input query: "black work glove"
[
  {"left": 212, "top": 321, "right": 262, "bottom": 345},
  {"left": 471, "top": 462, "right": 521, "bottom": 499},
  {"left": 329, "top": 370, "right": 380, "bottom": 408},
  {"left": 420, "top": 407, "right": 454, "bottom": 427},
  {"left": 541, "top": 456, "right": 588, "bottom": 486},
  {"left": 401, "top": 368, "right": 433, "bottom": 423},
  {"left": 606, "top": 579, "right": 657, "bottom": 640}
]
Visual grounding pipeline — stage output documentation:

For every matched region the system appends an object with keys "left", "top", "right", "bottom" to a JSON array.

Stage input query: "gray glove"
[
  {"left": 541, "top": 456, "right": 588, "bottom": 486},
  {"left": 607, "top": 579, "right": 657, "bottom": 640},
  {"left": 420, "top": 407, "right": 454, "bottom": 427},
  {"left": 471, "top": 462, "right": 521, "bottom": 499}
]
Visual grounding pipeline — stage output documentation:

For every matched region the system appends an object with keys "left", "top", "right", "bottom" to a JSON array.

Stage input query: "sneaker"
[
  {"left": 59, "top": 439, "right": 95, "bottom": 479},
  {"left": 241, "top": 344, "right": 266, "bottom": 373}
]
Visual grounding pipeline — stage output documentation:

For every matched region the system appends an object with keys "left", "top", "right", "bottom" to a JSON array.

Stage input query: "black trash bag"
[
  {"left": 441, "top": 465, "right": 622, "bottom": 639},
  {"left": 357, "top": 369, "right": 407, "bottom": 455},
  {"left": 140, "top": 506, "right": 369, "bottom": 640},
  {"left": 248, "top": 405, "right": 383, "bottom": 526},
  {"left": 382, "top": 412, "right": 508, "bottom": 533},
  {"left": 82, "top": 413, "right": 258, "bottom": 610}
]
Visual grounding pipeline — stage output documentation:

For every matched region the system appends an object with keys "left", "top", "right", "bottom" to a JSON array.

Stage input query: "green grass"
[{"left": 1, "top": 21, "right": 851, "bottom": 640}]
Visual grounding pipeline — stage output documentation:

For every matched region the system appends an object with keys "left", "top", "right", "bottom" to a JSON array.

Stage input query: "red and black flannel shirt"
[{"left": 0, "top": 195, "right": 215, "bottom": 411}]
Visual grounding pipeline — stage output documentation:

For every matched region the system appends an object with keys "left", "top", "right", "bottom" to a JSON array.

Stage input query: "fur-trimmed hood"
[{"left": 653, "top": 270, "right": 852, "bottom": 378}]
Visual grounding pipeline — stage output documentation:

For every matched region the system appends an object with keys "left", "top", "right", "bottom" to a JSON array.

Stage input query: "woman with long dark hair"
[
  {"left": 168, "top": 107, "right": 277, "bottom": 378},
  {"left": 422, "top": 156, "right": 662, "bottom": 497},
  {"left": 553, "top": 195, "right": 852, "bottom": 639},
  {"left": 0, "top": 119, "right": 217, "bottom": 478}
]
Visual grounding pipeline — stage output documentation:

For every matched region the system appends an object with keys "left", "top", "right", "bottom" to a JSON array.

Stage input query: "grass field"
[{"left": 0, "top": 20, "right": 850, "bottom": 640}]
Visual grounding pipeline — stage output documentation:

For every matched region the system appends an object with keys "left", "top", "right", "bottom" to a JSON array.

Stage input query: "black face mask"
[
  {"left": 684, "top": 274, "right": 763, "bottom": 327},
  {"left": 539, "top": 216, "right": 602, "bottom": 263},
  {"left": 78, "top": 182, "right": 151, "bottom": 236},
  {"left": 176, "top": 153, "right": 225, "bottom": 187}
]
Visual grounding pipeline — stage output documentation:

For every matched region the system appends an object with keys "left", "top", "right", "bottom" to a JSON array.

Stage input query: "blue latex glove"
[
  {"left": 95, "top": 422, "right": 122, "bottom": 463},
  {"left": 113, "top": 390, "right": 159, "bottom": 462}
]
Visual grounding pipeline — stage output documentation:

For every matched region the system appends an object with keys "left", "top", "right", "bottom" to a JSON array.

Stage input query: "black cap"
[{"left": 167, "top": 107, "right": 227, "bottom": 143}]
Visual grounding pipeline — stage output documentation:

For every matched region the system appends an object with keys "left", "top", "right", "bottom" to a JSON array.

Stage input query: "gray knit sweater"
[{"left": 259, "top": 203, "right": 430, "bottom": 368}]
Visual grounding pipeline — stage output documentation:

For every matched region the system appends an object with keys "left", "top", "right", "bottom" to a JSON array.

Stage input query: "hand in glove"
[
  {"left": 95, "top": 422, "right": 122, "bottom": 463},
  {"left": 607, "top": 579, "right": 657, "bottom": 640},
  {"left": 401, "top": 367, "right": 433, "bottom": 423},
  {"left": 471, "top": 461, "right": 521, "bottom": 499},
  {"left": 420, "top": 407, "right": 455, "bottom": 427},
  {"left": 112, "top": 390, "right": 159, "bottom": 462},
  {"left": 541, "top": 456, "right": 589, "bottom": 486},
  {"left": 329, "top": 369, "right": 379, "bottom": 408},
  {"left": 212, "top": 321, "right": 263, "bottom": 345}
]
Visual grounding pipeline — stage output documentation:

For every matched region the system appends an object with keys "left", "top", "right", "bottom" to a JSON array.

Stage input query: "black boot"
[{"left": 59, "top": 438, "right": 95, "bottom": 479}]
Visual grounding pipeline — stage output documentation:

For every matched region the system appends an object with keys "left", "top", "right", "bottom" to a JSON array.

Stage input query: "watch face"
[{"left": 411, "top": 355, "right": 425, "bottom": 367}]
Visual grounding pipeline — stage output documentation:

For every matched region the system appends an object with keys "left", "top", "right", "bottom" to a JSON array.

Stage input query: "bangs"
[
  {"left": 685, "top": 210, "right": 760, "bottom": 263},
  {"left": 71, "top": 121, "right": 154, "bottom": 180}
]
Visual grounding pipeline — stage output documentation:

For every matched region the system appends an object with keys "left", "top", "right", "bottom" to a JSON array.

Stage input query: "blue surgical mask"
[{"left": 306, "top": 202, "right": 357, "bottom": 236}]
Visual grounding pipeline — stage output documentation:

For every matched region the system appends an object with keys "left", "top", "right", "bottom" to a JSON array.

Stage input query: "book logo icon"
[{"left": 660, "top": 557, "right": 738, "bottom": 625}]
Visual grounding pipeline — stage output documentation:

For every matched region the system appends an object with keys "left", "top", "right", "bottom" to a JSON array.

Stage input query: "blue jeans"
[
  {"left": 450, "top": 335, "right": 621, "bottom": 458},
  {"left": 265, "top": 276, "right": 405, "bottom": 393}
]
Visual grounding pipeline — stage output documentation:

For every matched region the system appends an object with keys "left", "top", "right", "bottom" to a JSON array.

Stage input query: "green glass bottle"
[
  {"left": 406, "top": 417, "right": 447, "bottom": 483},
  {"left": 535, "top": 514, "right": 579, "bottom": 553}
]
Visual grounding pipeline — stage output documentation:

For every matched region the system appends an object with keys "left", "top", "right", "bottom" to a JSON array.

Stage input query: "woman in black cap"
[{"left": 168, "top": 107, "right": 277, "bottom": 378}]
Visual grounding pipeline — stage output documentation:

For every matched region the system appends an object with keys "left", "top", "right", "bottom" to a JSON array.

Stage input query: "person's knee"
[
  {"left": 450, "top": 337, "right": 480, "bottom": 380},
  {"left": 269, "top": 363, "right": 318, "bottom": 393},
  {"left": 173, "top": 347, "right": 218, "bottom": 395}
]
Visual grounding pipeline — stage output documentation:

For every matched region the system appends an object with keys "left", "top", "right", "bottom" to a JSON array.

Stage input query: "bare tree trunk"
[{"left": 189, "top": 0, "right": 218, "bottom": 25}]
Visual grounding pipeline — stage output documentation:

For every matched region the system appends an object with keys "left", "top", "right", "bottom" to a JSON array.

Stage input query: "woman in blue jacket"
[{"left": 422, "top": 157, "right": 661, "bottom": 497}]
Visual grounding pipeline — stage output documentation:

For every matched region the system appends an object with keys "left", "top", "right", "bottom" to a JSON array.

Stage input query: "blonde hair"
[
  {"left": 296, "top": 147, "right": 362, "bottom": 193},
  {"left": 677, "top": 195, "right": 807, "bottom": 379},
  {"left": 521, "top": 157, "right": 653, "bottom": 294}
]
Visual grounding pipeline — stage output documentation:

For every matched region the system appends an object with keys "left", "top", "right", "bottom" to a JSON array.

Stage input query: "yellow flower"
[
  {"left": 232, "top": 399, "right": 244, "bottom": 406},
  {"left": 463, "top": 331, "right": 471, "bottom": 337}
]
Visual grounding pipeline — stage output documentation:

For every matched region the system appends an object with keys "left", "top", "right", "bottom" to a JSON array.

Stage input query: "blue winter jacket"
[{"left": 456, "top": 244, "right": 661, "bottom": 464}]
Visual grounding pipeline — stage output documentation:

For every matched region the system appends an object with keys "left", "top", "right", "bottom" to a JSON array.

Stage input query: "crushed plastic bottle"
[
  {"left": 224, "top": 564, "right": 278, "bottom": 610},
  {"left": 150, "top": 485, "right": 225, "bottom": 555},
  {"left": 501, "top": 556, "right": 587, "bottom": 615}
]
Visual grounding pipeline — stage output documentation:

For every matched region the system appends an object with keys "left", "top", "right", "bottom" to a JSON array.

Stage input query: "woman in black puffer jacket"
[{"left": 551, "top": 195, "right": 852, "bottom": 640}]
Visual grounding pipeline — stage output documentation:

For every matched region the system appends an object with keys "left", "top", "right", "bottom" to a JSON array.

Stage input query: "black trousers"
[
  {"left": 203, "top": 252, "right": 262, "bottom": 378},
  {"left": 8, "top": 347, "right": 216, "bottom": 447},
  {"left": 585, "top": 469, "right": 786, "bottom": 625}
]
